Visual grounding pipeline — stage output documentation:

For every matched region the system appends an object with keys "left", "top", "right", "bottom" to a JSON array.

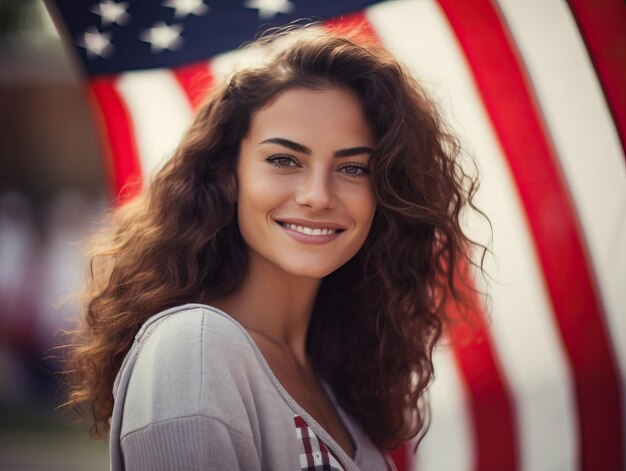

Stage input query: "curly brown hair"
[{"left": 62, "top": 30, "right": 486, "bottom": 449}]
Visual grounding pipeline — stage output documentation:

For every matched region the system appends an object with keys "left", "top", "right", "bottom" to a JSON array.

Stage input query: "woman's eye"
[
  {"left": 339, "top": 164, "right": 370, "bottom": 177},
  {"left": 265, "top": 155, "right": 299, "bottom": 168}
]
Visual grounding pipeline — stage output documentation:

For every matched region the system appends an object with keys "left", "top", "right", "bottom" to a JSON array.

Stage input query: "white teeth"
[{"left": 282, "top": 223, "right": 337, "bottom": 236}]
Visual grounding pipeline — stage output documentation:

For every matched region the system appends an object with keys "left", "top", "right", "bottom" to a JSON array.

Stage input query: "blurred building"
[{"left": 0, "top": 2, "right": 108, "bottom": 468}]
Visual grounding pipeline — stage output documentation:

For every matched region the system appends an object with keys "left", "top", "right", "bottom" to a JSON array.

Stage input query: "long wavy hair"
[{"left": 63, "top": 30, "right": 486, "bottom": 449}]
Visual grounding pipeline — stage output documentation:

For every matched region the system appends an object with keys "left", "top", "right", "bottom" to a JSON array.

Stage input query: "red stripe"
[
  {"left": 87, "top": 77, "right": 142, "bottom": 203},
  {"left": 324, "top": 11, "right": 381, "bottom": 44},
  {"left": 448, "top": 298, "right": 519, "bottom": 471},
  {"left": 438, "top": 0, "right": 625, "bottom": 469},
  {"left": 173, "top": 60, "right": 214, "bottom": 110},
  {"left": 567, "top": 0, "right": 626, "bottom": 155},
  {"left": 388, "top": 445, "right": 409, "bottom": 471}
]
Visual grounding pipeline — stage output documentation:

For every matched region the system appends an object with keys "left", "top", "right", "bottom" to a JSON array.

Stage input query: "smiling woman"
[
  {"left": 235, "top": 87, "right": 376, "bottom": 280},
  {"left": 61, "top": 30, "right": 486, "bottom": 471}
]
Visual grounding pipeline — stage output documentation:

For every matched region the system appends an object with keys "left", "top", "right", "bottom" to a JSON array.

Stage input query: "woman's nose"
[{"left": 294, "top": 169, "right": 335, "bottom": 211}]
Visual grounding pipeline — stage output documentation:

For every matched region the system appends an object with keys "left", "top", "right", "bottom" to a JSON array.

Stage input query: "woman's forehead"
[{"left": 245, "top": 87, "right": 374, "bottom": 150}]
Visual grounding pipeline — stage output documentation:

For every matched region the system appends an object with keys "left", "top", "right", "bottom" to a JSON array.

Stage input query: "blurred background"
[
  {"left": 0, "top": 1, "right": 108, "bottom": 468},
  {"left": 1, "top": 0, "right": 624, "bottom": 470}
]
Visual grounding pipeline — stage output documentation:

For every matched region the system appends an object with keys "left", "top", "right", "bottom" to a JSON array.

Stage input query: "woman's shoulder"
[
  {"left": 137, "top": 303, "right": 249, "bottom": 350},
  {"left": 128, "top": 303, "right": 258, "bottom": 383},
  {"left": 134, "top": 303, "right": 260, "bottom": 383},
  {"left": 118, "top": 303, "right": 264, "bottom": 439}
]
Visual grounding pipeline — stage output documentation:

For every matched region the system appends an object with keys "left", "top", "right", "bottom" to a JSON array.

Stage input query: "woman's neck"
[{"left": 212, "top": 253, "right": 321, "bottom": 367}]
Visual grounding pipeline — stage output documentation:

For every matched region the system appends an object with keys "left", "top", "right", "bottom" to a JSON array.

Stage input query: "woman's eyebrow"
[
  {"left": 260, "top": 137, "right": 311, "bottom": 154},
  {"left": 333, "top": 146, "right": 373, "bottom": 158},
  {"left": 260, "top": 137, "right": 373, "bottom": 158}
]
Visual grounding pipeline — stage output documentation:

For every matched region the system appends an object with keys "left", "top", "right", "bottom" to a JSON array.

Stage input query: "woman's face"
[{"left": 235, "top": 87, "right": 376, "bottom": 279}]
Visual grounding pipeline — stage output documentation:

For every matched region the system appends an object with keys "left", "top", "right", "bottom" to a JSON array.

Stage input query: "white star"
[
  {"left": 140, "top": 22, "right": 184, "bottom": 52},
  {"left": 91, "top": 0, "right": 130, "bottom": 26},
  {"left": 163, "top": 0, "right": 210, "bottom": 18},
  {"left": 77, "top": 26, "right": 114, "bottom": 59},
  {"left": 244, "top": 0, "right": 295, "bottom": 20}
]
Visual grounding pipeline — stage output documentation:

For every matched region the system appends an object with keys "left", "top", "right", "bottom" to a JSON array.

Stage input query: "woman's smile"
[{"left": 275, "top": 218, "right": 345, "bottom": 245}]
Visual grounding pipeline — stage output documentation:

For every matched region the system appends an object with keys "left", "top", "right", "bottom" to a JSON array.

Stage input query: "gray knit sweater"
[{"left": 109, "top": 304, "right": 393, "bottom": 470}]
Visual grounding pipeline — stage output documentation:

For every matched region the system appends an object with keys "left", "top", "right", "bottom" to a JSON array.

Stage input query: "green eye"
[
  {"left": 266, "top": 155, "right": 300, "bottom": 168},
  {"left": 340, "top": 164, "right": 370, "bottom": 177}
]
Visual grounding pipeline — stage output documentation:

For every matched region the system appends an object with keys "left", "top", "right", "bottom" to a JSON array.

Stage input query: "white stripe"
[
  {"left": 495, "top": 0, "right": 626, "bottom": 449},
  {"left": 115, "top": 69, "right": 193, "bottom": 179},
  {"left": 211, "top": 45, "right": 273, "bottom": 82},
  {"left": 366, "top": 1, "right": 579, "bottom": 470},
  {"left": 210, "top": 26, "right": 326, "bottom": 82},
  {"left": 414, "top": 344, "right": 475, "bottom": 471}
]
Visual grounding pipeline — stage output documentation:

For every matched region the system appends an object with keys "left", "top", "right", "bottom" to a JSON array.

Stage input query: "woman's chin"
[{"left": 278, "top": 260, "right": 342, "bottom": 280}]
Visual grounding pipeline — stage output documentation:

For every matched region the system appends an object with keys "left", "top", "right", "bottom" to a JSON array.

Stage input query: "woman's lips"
[
  {"left": 276, "top": 221, "right": 343, "bottom": 245},
  {"left": 275, "top": 218, "right": 346, "bottom": 231}
]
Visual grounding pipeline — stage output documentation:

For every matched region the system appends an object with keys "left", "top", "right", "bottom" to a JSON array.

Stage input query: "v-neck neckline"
[{"left": 202, "top": 304, "right": 361, "bottom": 469}]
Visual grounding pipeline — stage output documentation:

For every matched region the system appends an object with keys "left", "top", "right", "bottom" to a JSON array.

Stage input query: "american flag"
[{"left": 46, "top": 0, "right": 626, "bottom": 470}]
